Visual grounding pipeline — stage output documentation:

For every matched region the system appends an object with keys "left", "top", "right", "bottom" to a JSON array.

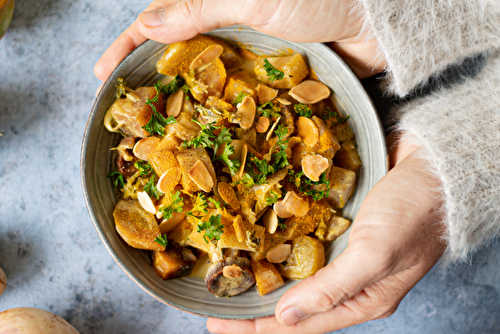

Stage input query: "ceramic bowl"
[{"left": 81, "top": 25, "right": 387, "bottom": 319}]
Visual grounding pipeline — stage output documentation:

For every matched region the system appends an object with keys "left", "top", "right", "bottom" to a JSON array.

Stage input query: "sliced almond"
[
  {"left": 157, "top": 167, "right": 182, "bottom": 194},
  {"left": 282, "top": 191, "right": 310, "bottom": 217},
  {"left": 239, "top": 144, "right": 248, "bottom": 177},
  {"left": 117, "top": 136, "right": 136, "bottom": 161},
  {"left": 289, "top": 80, "right": 330, "bottom": 104},
  {"left": 274, "top": 200, "right": 293, "bottom": 219},
  {"left": 218, "top": 182, "right": 240, "bottom": 210},
  {"left": 276, "top": 98, "right": 291, "bottom": 106},
  {"left": 255, "top": 116, "right": 270, "bottom": 133},
  {"left": 137, "top": 191, "right": 156, "bottom": 214},
  {"left": 302, "top": 155, "right": 329, "bottom": 182},
  {"left": 296, "top": 117, "right": 319, "bottom": 147},
  {"left": 236, "top": 96, "right": 256, "bottom": 130},
  {"left": 233, "top": 215, "right": 246, "bottom": 243},
  {"left": 188, "top": 160, "right": 214, "bottom": 193},
  {"left": 189, "top": 44, "right": 224, "bottom": 70},
  {"left": 223, "top": 264, "right": 244, "bottom": 279},
  {"left": 266, "top": 244, "right": 292, "bottom": 263},
  {"left": 159, "top": 212, "right": 185, "bottom": 234},
  {"left": 133, "top": 136, "right": 161, "bottom": 161},
  {"left": 166, "top": 89, "right": 184, "bottom": 118},
  {"left": 256, "top": 84, "right": 278, "bottom": 104},
  {"left": 266, "top": 116, "right": 281, "bottom": 142},
  {"left": 262, "top": 208, "right": 279, "bottom": 234}
]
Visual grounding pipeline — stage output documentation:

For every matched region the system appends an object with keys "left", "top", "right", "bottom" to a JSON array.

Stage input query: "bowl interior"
[{"left": 81, "top": 25, "right": 387, "bottom": 319}]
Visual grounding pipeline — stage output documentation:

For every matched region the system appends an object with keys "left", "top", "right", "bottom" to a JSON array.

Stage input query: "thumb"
[
  {"left": 275, "top": 243, "right": 393, "bottom": 327},
  {"left": 136, "top": 0, "right": 278, "bottom": 44}
]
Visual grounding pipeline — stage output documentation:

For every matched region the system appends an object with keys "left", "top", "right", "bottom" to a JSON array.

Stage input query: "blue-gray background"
[{"left": 0, "top": 1, "right": 498, "bottom": 333}]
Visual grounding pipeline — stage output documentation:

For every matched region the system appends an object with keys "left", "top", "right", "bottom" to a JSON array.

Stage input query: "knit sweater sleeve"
[
  {"left": 359, "top": 0, "right": 500, "bottom": 263},
  {"left": 361, "top": 0, "right": 500, "bottom": 96}
]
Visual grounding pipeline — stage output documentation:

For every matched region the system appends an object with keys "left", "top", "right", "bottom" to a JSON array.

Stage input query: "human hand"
[
  {"left": 94, "top": 0, "right": 386, "bottom": 83},
  {"left": 206, "top": 134, "right": 446, "bottom": 334}
]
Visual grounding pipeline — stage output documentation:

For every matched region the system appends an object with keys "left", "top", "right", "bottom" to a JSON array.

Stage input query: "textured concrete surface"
[{"left": 0, "top": 1, "right": 499, "bottom": 333}]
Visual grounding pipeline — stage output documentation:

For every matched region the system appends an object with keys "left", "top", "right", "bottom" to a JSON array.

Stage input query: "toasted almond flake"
[
  {"left": 255, "top": 116, "right": 270, "bottom": 133},
  {"left": 266, "top": 244, "right": 292, "bottom": 263},
  {"left": 296, "top": 117, "right": 319, "bottom": 147},
  {"left": 289, "top": 80, "right": 330, "bottom": 104},
  {"left": 166, "top": 89, "right": 184, "bottom": 117},
  {"left": 236, "top": 96, "right": 256, "bottom": 130},
  {"left": 223, "top": 264, "right": 244, "bottom": 279},
  {"left": 218, "top": 182, "right": 240, "bottom": 210},
  {"left": 282, "top": 191, "right": 310, "bottom": 217},
  {"left": 276, "top": 98, "right": 291, "bottom": 106},
  {"left": 266, "top": 116, "right": 281, "bottom": 142},
  {"left": 302, "top": 155, "right": 329, "bottom": 182},
  {"left": 239, "top": 144, "right": 248, "bottom": 177},
  {"left": 190, "top": 44, "right": 224, "bottom": 70},
  {"left": 262, "top": 208, "right": 279, "bottom": 234},
  {"left": 256, "top": 84, "right": 278, "bottom": 104},
  {"left": 133, "top": 136, "right": 161, "bottom": 161},
  {"left": 233, "top": 215, "right": 246, "bottom": 243},
  {"left": 274, "top": 200, "right": 293, "bottom": 219},
  {"left": 188, "top": 160, "right": 214, "bottom": 192},
  {"left": 157, "top": 167, "right": 182, "bottom": 194},
  {"left": 137, "top": 191, "right": 156, "bottom": 214}
]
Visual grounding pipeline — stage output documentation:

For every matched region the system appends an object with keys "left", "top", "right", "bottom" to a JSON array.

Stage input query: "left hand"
[{"left": 206, "top": 134, "right": 446, "bottom": 333}]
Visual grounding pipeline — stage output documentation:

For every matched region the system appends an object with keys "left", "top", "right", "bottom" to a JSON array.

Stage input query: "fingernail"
[
  {"left": 140, "top": 9, "right": 166, "bottom": 27},
  {"left": 280, "top": 307, "right": 308, "bottom": 326}
]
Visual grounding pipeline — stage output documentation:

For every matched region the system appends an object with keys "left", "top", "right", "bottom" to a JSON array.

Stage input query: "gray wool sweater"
[{"left": 360, "top": 0, "right": 500, "bottom": 263}]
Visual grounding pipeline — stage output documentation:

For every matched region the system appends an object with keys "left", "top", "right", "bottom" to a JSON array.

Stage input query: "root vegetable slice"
[
  {"left": 159, "top": 212, "right": 186, "bottom": 234},
  {"left": 283, "top": 191, "right": 310, "bottom": 217},
  {"left": 137, "top": 191, "right": 156, "bottom": 214},
  {"left": 218, "top": 182, "right": 240, "bottom": 210},
  {"left": 266, "top": 243, "right": 292, "bottom": 263},
  {"left": 296, "top": 116, "right": 319, "bottom": 146},
  {"left": 274, "top": 200, "right": 293, "bottom": 219},
  {"left": 302, "top": 155, "right": 329, "bottom": 182},
  {"left": 256, "top": 84, "right": 278, "bottom": 104},
  {"left": 289, "top": 80, "right": 330, "bottom": 104},
  {"left": 188, "top": 160, "right": 214, "bottom": 192},
  {"left": 255, "top": 117, "right": 270, "bottom": 133},
  {"left": 251, "top": 260, "right": 285, "bottom": 296},
  {"left": 157, "top": 167, "right": 182, "bottom": 194},
  {"left": 166, "top": 89, "right": 184, "bottom": 117},
  {"left": 205, "top": 257, "right": 255, "bottom": 297},
  {"left": 236, "top": 96, "right": 256, "bottom": 130},
  {"left": 133, "top": 136, "right": 161, "bottom": 161},
  {"left": 262, "top": 208, "right": 279, "bottom": 234},
  {"left": 0, "top": 307, "right": 80, "bottom": 334},
  {"left": 190, "top": 44, "right": 224, "bottom": 70}
]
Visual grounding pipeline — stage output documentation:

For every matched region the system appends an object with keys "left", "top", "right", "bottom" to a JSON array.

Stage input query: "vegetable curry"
[{"left": 104, "top": 35, "right": 361, "bottom": 297}]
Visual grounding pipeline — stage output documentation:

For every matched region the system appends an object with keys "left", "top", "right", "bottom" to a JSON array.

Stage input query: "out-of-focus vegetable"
[
  {"left": 251, "top": 260, "right": 285, "bottom": 295},
  {"left": 280, "top": 236, "right": 325, "bottom": 279},
  {"left": 0, "top": 307, "right": 79, "bottom": 334},
  {"left": 152, "top": 243, "right": 197, "bottom": 280}
]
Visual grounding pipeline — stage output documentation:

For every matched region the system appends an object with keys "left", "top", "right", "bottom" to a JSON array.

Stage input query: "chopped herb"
[
  {"left": 107, "top": 171, "right": 125, "bottom": 189},
  {"left": 197, "top": 214, "right": 224, "bottom": 243},
  {"left": 142, "top": 81, "right": 177, "bottom": 136},
  {"left": 271, "top": 124, "right": 289, "bottom": 170},
  {"left": 294, "top": 103, "right": 312, "bottom": 118},
  {"left": 232, "top": 92, "right": 248, "bottom": 105},
  {"left": 159, "top": 191, "right": 184, "bottom": 220},
  {"left": 154, "top": 234, "right": 168, "bottom": 247},
  {"left": 278, "top": 217, "right": 287, "bottom": 231},
  {"left": 234, "top": 173, "right": 256, "bottom": 188},
  {"left": 134, "top": 160, "right": 153, "bottom": 176},
  {"left": 215, "top": 142, "right": 241, "bottom": 175},
  {"left": 263, "top": 58, "right": 285, "bottom": 82},
  {"left": 208, "top": 197, "right": 222, "bottom": 209},
  {"left": 323, "top": 108, "right": 350, "bottom": 125},
  {"left": 265, "top": 190, "right": 280, "bottom": 206},
  {"left": 181, "top": 84, "right": 190, "bottom": 100},
  {"left": 182, "top": 120, "right": 217, "bottom": 149},
  {"left": 144, "top": 173, "right": 162, "bottom": 200},
  {"left": 213, "top": 126, "right": 232, "bottom": 159},
  {"left": 251, "top": 155, "right": 275, "bottom": 176},
  {"left": 188, "top": 192, "right": 208, "bottom": 216},
  {"left": 161, "top": 75, "right": 185, "bottom": 95},
  {"left": 289, "top": 170, "right": 330, "bottom": 201},
  {"left": 257, "top": 101, "right": 281, "bottom": 118}
]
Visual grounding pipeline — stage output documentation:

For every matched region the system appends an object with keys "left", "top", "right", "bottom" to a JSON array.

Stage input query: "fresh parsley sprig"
[
  {"left": 154, "top": 234, "right": 168, "bottom": 247},
  {"left": 182, "top": 120, "right": 218, "bottom": 149},
  {"left": 323, "top": 108, "right": 350, "bottom": 125},
  {"left": 213, "top": 126, "right": 232, "bottom": 159},
  {"left": 159, "top": 191, "right": 184, "bottom": 220},
  {"left": 161, "top": 75, "right": 184, "bottom": 95},
  {"left": 134, "top": 160, "right": 153, "bottom": 176},
  {"left": 294, "top": 104, "right": 312, "bottom": 118},
  {"left": 257, "top": 101, "right": 281, "bottom": 118},
  {"left": 265, "top": 190, "right": 280, "bottom": 206},
  {"left": 289, "top": 170, "right": 330, "bottom": 201},
  {"left": 197, "top": 214, "right": 224, "bottom": 243},
  {"left": 144, "top": 174, "right": 162, "bottom": 200},
  {"left": 232, "top": 92, "right": 248, "bottom": 105},
  {"left": 215, "top": 142, "right": 241, "bottom": 175},
  {"left": 142, "top": 81, "right": 177, "bottom": 136},
  {"left": 107, "top": 171, "right": 125, "bottom": 189},
  {"left": 271, "top": 124, "right": 290, "bottom": 170},
  {"left": 263, "top": 59, "right": 285, "bottom": 82}
]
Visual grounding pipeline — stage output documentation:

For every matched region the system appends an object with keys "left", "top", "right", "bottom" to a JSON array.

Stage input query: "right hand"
[{"left": 94, "top": 0, "right": 386, "bottom": 82}]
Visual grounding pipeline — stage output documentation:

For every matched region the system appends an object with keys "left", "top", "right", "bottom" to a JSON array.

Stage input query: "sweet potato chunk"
[
  {"left": 152, "top": 243, "right": 196, "bottom": 280},
  {"left": 251, "top": 260, "right": 284, "bottom": 296},
  {"left": 280, "top": 236, "right": 324, "bottom": 279}
]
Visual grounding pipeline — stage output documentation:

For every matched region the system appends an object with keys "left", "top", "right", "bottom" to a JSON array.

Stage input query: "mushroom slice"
[
  {"left": 117, "top": 136, "right": 136, "bottom": 161},
  {"left": 137, "top": 191, "right": 156, "bottom": 214},
  {"left": 218, "top": 182, "right": 240, "bottom": 210},
  {"left": 255, "top": 116, "right": 270, "bottom": 133},
  {"left": 256, "top": 84, "right": 278, "bottom": 104},
  {"left": 289, "top": 80, "right": 330, "bottom": 104},
  {"left": 205, "top": 257, "right": 255, "bottom": 297},
  {"left": 190, "top": 44, "right": 224, "bottom": 70},
  {"left": 262, "top": 208, "right": 279, "bottom": 234},
  {"left": 266, "top": 116, "right": 281, "bottom": 142},
  {"left": 133, "top": 136, "right": 161, "bottom": 161},
  {"left": 188, "top": 160, "right": 214, "bottom": 193},
  {"left": 166, "top": 89, "right": 184, "bottom": 117},
  {"left": 296, "top": 116, "right": 319, "bottom": 146},
  {"left": 157, "top": 167, "right": 182, "bottom": 194},
  {"left": 236, "top": 96, "right": 256, "bottom": 130},
  {"left": 283, "top": 191, "right": 310, "bottom": 217},
  {"left": 302, "top": 155, "right": 329, "bottom": 182},
  {"left": 266, "top": 244, "right": 292, "bottom": 263},
  {"left": 273, "top": 200, "right": 293, "bottom": 219},
  {"left": 239, "top": 144, "right": 248, "bottom": 177}
]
